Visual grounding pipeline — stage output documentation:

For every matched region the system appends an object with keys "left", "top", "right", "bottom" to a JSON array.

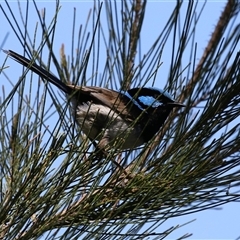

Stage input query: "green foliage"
[{"left": 0, "top": 0, "right": 240, "bottom": 239}]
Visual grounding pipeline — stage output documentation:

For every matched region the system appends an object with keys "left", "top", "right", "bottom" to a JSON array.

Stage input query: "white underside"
[{"left": 71, "top": 101, "right": 144, "bottom": 149}]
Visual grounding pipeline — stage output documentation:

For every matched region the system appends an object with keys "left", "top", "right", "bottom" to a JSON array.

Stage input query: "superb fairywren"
[{"left": 5, "top": 50, "right": 185, "bottom": 150}]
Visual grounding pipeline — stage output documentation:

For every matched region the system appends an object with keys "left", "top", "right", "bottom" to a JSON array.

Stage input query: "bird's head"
[{"left": 123, "top": 87, "right": 185, "bottom": 114}]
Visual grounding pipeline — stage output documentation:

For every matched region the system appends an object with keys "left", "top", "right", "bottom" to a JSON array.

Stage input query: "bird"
[{"left": 4, "top": 50, "right": 185, "bottom": 151}]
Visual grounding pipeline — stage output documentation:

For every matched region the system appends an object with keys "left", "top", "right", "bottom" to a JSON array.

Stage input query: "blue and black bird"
[{"left": 5, "top": 50, "right": 184, "bottom": 150}]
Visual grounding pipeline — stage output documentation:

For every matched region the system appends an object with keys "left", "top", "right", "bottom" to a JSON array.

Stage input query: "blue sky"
[{"left": 1, "top": 1, "right": 240, "bottom": 239}]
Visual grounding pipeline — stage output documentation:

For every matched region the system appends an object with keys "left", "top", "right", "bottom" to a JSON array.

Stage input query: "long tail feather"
[{"left": 4, "top": 50, "right": 72, "bottom": 94}]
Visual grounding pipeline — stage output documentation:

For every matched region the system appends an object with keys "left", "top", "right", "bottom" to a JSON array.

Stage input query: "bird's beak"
[{"left": 167, "top": 102, "right": 186, "bottom": 107}]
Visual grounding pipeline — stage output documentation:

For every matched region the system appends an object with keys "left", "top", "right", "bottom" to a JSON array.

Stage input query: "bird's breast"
[{"left": 70, "top": 100, "right": 145, "bottom": 149}]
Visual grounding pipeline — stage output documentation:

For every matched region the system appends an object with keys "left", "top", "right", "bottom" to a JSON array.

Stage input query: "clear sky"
[{"left": 1, "top": 1, "right": 240, "bottom": 239}]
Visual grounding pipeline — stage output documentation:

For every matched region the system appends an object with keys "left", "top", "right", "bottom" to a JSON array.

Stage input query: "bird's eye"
[{"left": 138, "top": 96, "right": 163, "bottom": 108}]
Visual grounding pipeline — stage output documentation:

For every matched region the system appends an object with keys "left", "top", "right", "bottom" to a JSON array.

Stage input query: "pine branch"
[{"left": 0, "top": 0, "right": 240, "bottom": 239}]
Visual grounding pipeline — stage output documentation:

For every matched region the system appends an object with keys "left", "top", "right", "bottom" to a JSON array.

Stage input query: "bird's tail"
[{"left": 4, "top": 50, "right": 72, "bottom": 94}]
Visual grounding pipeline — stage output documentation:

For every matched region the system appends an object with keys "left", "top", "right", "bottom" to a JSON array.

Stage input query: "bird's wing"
[{"left": 68, "top": 85, "right": 139, "bottom": 121}]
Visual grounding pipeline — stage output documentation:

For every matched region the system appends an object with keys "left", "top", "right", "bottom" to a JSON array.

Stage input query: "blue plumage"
[
  {"left": 121, "top": 89, "right": 174, "bottom": 110},
  {"left": 5, "top": 50, "right": 185, "bottom": 150},
  {"left": 138, "top": 95, "right": 163, "bottom": 108},
  {"left": 143, "top": 87, "right": 175, "bottom": 100}
]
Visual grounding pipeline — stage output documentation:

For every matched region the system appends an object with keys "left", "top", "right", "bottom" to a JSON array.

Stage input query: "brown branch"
[
  {"left": 123, "top": 0, "right": 145, "bottom": 90},
  {"left": 180, "top": 0, "right": 237, "bottom": 101}
]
